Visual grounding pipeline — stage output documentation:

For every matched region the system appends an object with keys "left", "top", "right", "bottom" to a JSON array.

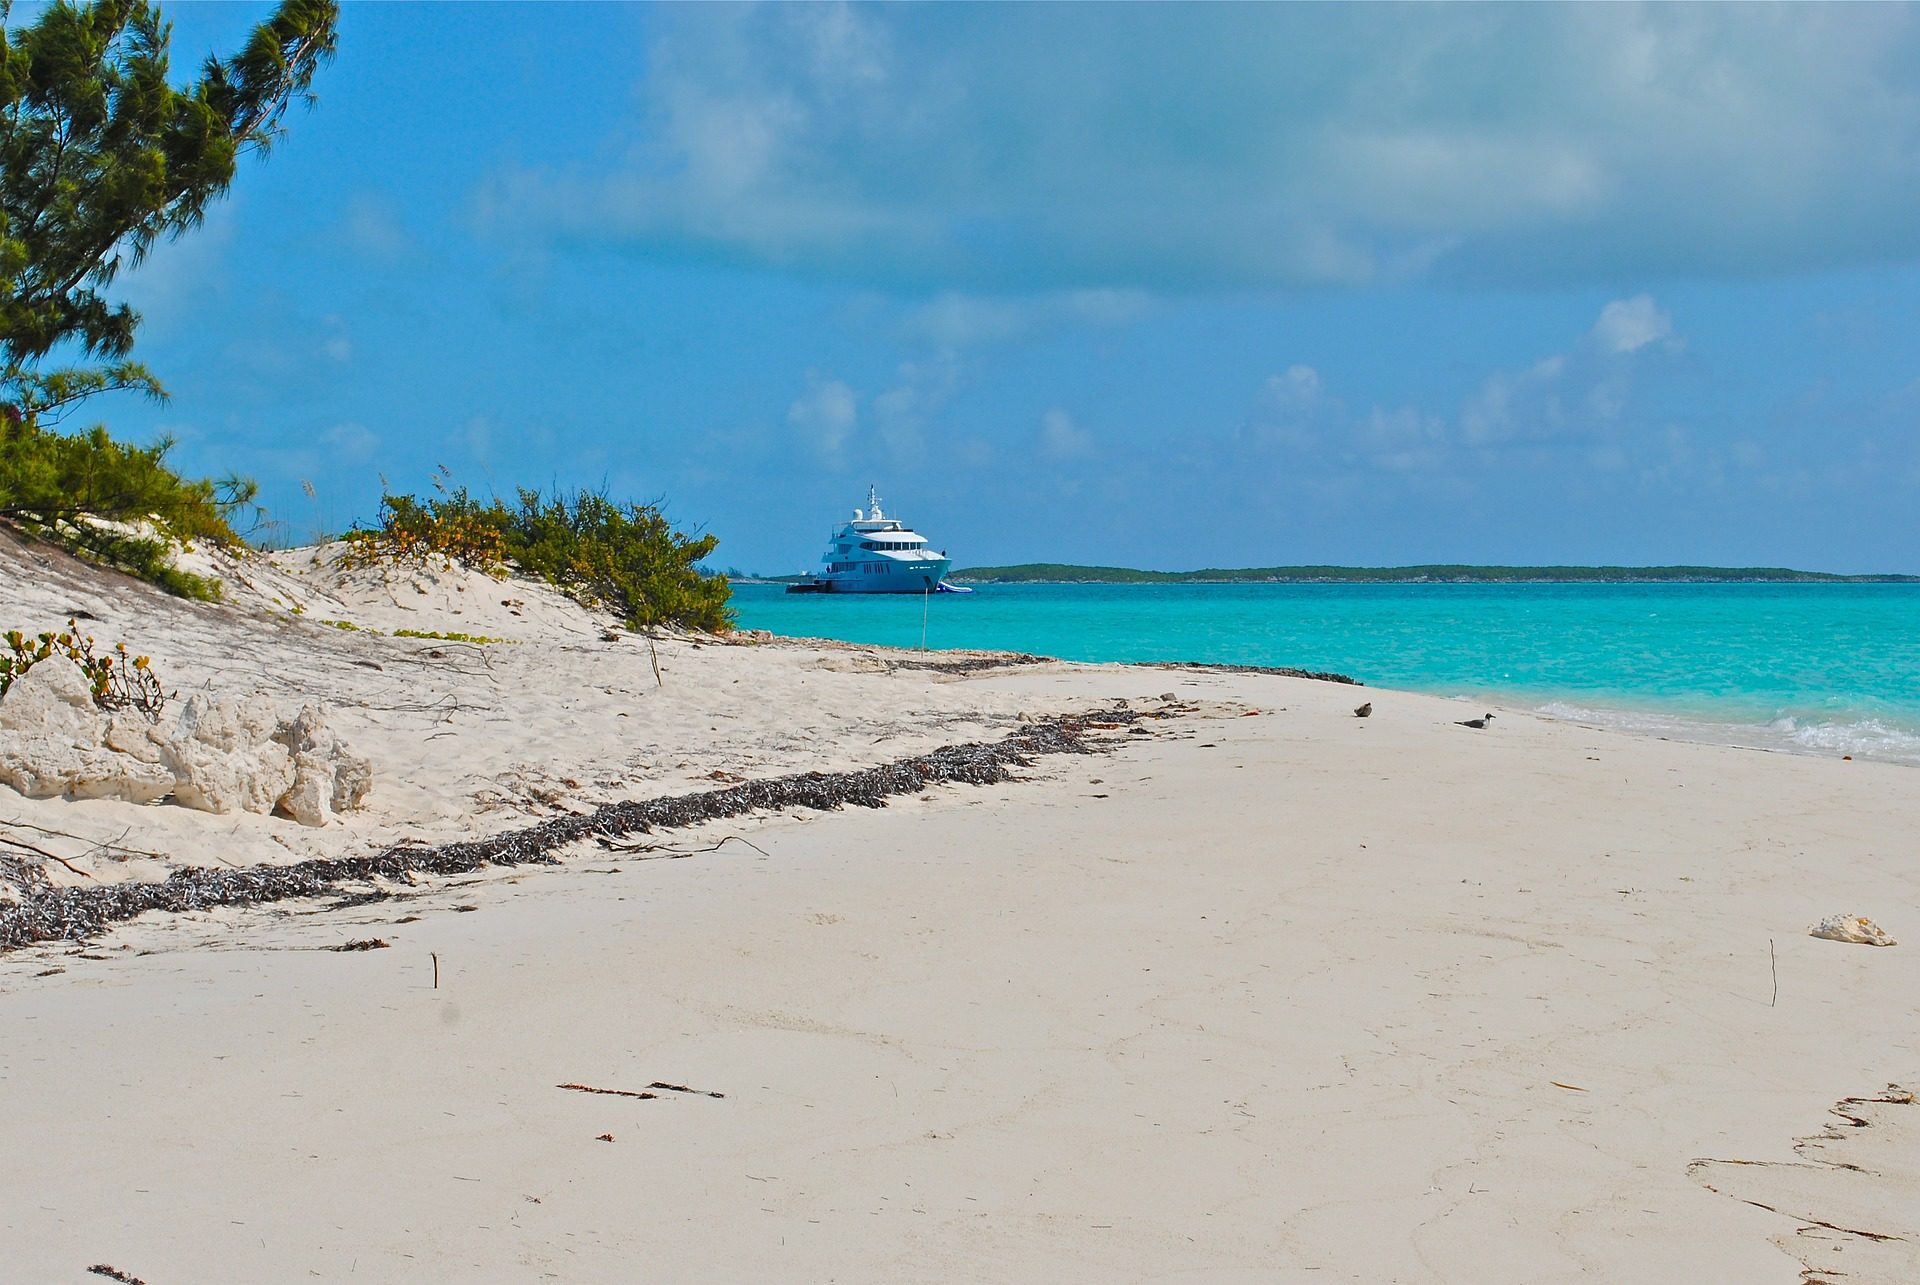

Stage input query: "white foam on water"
[{"left": 1533, "top": 700, "right": 1920, "bottom": 766}]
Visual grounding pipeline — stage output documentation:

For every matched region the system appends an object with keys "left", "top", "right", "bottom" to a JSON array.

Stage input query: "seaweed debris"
[
  {"left": 879, "top": 652, "right": 1050, "bottom": 675},
  {"left": 0, "top": 702, "right": 1171, "bottom": 953},
  {"left": 1142, "top": 660, "right": 1360, "bottom": 686}
]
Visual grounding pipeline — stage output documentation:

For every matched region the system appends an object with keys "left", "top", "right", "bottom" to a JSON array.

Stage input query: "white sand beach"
[{"left": 2, "top": 533, "right": 1916, "bottom": 1283}]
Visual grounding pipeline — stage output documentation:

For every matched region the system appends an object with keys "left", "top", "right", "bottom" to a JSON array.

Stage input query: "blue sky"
[{"left": 78, "top": 3, "right": 1920, "bottom": 572}]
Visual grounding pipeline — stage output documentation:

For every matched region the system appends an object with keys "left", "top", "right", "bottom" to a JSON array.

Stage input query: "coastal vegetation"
[
  {"left": 953, "top": 562, "right": 1920, "bottom": 585},
  {"left": 0, "top": 0, "right": 338, "bottom": 593},
  {"left": 344, "top": 481, "right": 734, "bottom": 633},
  {"left": 0, "top": 419, "right": 248, "bottom": 597},
  {"left": 1, "top": 617, "right": 166, "bottom": 720}
]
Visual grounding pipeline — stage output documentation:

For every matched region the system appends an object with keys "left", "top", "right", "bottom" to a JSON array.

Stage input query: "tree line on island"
[{"left": 0, "top": 0, "right": 733, "bottom": 631}]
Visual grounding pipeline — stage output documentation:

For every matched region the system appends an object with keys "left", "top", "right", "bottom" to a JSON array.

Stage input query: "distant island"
[{"left": 949, "top": 563, "right": 1919, "bottom": 585}]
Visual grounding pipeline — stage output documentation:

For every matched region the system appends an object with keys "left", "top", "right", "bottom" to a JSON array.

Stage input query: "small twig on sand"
[
  {"left": 430, "top": 951, "right": 440, "bottom": 988},
  {"left": 559, "top": 1082, "right": 659, "bottom": 1100},
  {"left": 0, "top": 832, "right": 94, "bottom": 879},
  {"left": 650, "top": 1081, "right": 725, "bottom": 1099},
  {"left": 1770, "top": 938, "right": 1778, "bottom": 1007},
  {"left": 5, "top": 817, "right": 165, "bottom": 862},
  {"left": 647, "top": 633, "right": 663, "bottom": 688}
]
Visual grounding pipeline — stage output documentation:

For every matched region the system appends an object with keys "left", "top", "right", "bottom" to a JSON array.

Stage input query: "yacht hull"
[{"left": 814, "top": 559, "right": 952, "bottom": 593}]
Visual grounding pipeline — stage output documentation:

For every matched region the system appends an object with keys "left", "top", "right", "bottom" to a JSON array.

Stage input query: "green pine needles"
[
  {"left": 0, "top": 0, "right": 338, "bottom": 596},
  {"left": 0, "top": 0, "right": 339, "bottom": 392},
  {"left": 0, "top": 417, "right": 252, "bottom": 598}
]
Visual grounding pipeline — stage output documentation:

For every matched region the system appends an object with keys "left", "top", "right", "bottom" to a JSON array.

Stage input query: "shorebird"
[
  {"left": 1354, "top": 702, "right": 1372, "bottom": 718},
  {"left": 1455, "top": 713, "right": 1494, "bottom": 729}
]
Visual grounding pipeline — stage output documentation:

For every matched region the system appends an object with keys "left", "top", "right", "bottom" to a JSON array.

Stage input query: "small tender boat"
[{"left": 786, "top": 487, "right": 956, "bottom": 594}]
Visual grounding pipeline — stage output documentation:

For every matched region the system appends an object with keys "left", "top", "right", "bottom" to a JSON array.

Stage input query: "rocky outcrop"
[
  {"left": 271, "top": 706, "right": 373, "bottom": 827},
  {"left": 162, "top": 694, "right": 297, "bottom": 816},
  {"left": 0, "top": 662, "right": 371, "bottom": 826},
  {"left": 0, "top": 661, "right": 174, "bottom": 804}
]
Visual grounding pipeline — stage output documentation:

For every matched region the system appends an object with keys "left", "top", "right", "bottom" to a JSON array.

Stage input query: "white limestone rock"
[
  {"left": 159, "top": 695, "right": 296, "bottom": 816},
  {"left": 177, "top": 692, "right": 282, "bottom": 754},
  {"left": 0, "top": 738, "right": 169, "bottom": 802},
  {"left": 0, "top": 662, "right": 172, "bottom": 801},
  {"left": 276, "top": 767, "right": 333, "bottom": 827},
  {"left": 0, "top": 658, "right": 106, "bottom": 743},
  {"left": 60, "top": 750, "right": 175, "bottom": 804},
  {"left": 1, "top": 672, "right": 372, "bottom": 823},
  {"left": 104, "top": 712, "right": 167, "bottom": 764},
  {"left": 271, "top": 706, "right": 373, "bottom": 826}
]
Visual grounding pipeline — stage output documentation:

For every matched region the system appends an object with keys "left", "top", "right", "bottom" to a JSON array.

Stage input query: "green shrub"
[
  {"left": 504, "top": 489, "right": 733, "bottom": 632},
  {"left": 337, "top": 489, "right": 510, "bottom": 574},
  {"left": 0, "top": 418, "right": 247, "bottom": 598},
  {"left": 341, "top": 481, "right": 734, "bottom": 633}
]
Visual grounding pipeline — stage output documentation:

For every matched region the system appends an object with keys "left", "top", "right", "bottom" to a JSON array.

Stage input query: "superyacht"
[{"left": 786, "top": 488, "right": 961, "bottom": 594}]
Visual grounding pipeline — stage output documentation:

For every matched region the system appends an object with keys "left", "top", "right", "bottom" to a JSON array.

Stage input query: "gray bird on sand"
[
  {"left": 1455, "top": 713, "right": 1494, "bottom": 729},
  {"left": 1354, "top": 702, "right": 1372, "bottom": 718}
]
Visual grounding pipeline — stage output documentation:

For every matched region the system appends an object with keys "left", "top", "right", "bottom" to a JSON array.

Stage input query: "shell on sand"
[{"left": 1810, "top": 914, "right": 1897, "bottom": 946}]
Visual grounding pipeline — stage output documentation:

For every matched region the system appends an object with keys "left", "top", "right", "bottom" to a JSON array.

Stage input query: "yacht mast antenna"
[{"left": 867, "top": 485, "right": 883, "bottom": 521}]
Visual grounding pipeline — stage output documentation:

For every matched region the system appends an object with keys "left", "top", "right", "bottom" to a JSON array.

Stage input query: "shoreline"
[{"left": 749, "top": 624, "right": 1920, "bottom": 769}]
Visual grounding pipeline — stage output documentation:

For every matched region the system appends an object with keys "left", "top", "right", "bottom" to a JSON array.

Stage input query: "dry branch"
[{"left": 560, "top": 1082, "right": 658, "bottom": 1101}]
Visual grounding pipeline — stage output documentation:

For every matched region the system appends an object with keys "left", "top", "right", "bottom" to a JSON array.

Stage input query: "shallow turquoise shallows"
[{"left": 732, "top": 582, "right": 1920, "bottom": 764}]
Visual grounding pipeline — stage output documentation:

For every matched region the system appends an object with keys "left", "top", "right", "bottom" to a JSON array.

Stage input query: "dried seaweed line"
[
  {"left": 0, "top": 703, "right": 1162, "bottom": 953},
  {"left": 1141, "top": 660, "right": 1362, "bottom": 686},
  {"left": 882, "top": 652, "right": 1051, "bottom": 675}
]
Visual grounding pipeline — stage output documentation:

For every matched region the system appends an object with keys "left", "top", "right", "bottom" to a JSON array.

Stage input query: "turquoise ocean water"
[{"left": 733, "top": 582, "right": 1920, "bottom": 765}]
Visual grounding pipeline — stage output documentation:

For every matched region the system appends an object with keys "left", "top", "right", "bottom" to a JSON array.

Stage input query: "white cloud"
[
  {"left": 340, "top": 195, "right": 414, "bottom": 262},
  {"left": 1463, "top": 298, "right": 1680, "bottom": 445},
  {"left": 896, "top": 289, "right": 1151, "bottom": 347},
  {"left": 321, "top": 314, "right": 352, "bottom": 363},
  {"left": 1265, "top": 365, "right": 1324, "bottom": 411},
  {"left": 1461, "top": 356, "right": 1572, "bottom": 446},
  {"left": 787, "top": 371, "right": 860, "bottom": 456},
  {"left": 1590, "top": 295, "right": 1673, "bottom": 354},
  {"left": 1243, "top": 363, "right": 1344, "bottom": 451},
  {"left": 321, "top": 422, "right": 378, "bottom": 460},
  {"left": 1248, "top": 298, "right": 1683, "bottom": 475},
  {"left": 786, "top": 355, "right": 963, "bottom": 466},
  {"left": 457, "top": 416, "right": 495, "bottom": 465},
  {"left": 1039, "top": 408, "right": 1094, "bottom": 459},
  {"left": 871, "top": 353, "right": 959, "bottom": 466},
  {"left": 483, "top": 6, "right": 1920, "bottom": 291},
  {"left": 1356, "top": 405, "right": 1448, "bottom": 473}
]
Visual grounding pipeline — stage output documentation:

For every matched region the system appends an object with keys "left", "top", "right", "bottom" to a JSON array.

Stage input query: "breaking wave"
[{"left": 1535, "top": 701, "right": 1920, "bottom": 766}]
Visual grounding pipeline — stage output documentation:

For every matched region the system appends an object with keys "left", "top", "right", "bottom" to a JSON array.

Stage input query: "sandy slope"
[
  {"left": 2, "top": 534, "right": 1917, "bottom": 1282},
  {"left": 1, "top": 531, "right": 1085, "bottom": 890}
]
